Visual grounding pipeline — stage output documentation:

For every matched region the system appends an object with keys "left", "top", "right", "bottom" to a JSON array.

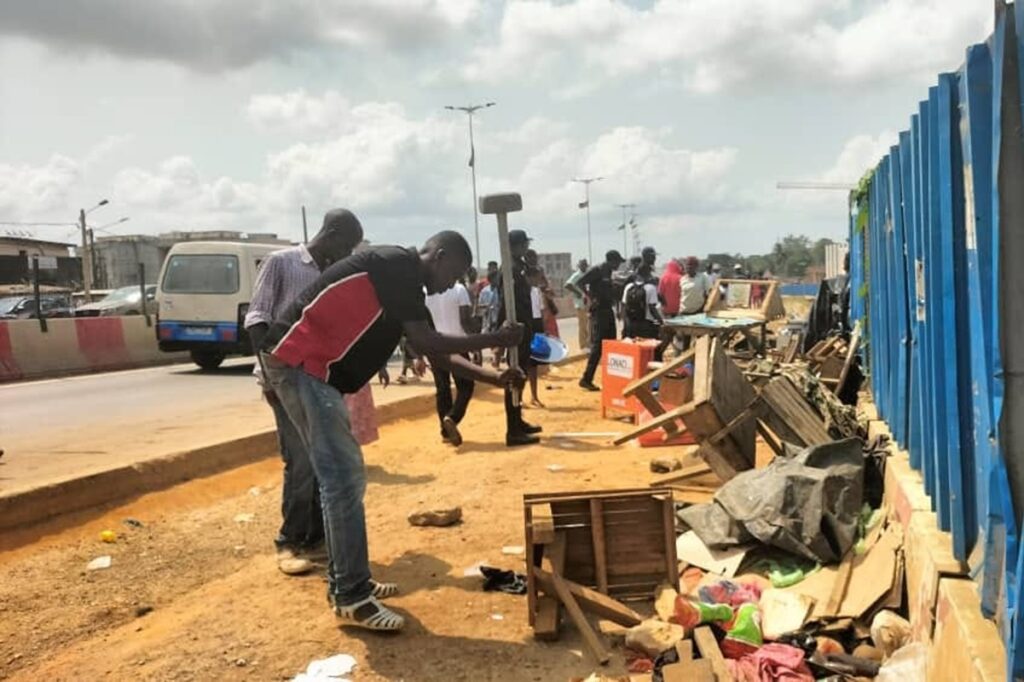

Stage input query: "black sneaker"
[
  {"left": 506, "top": 432, "right": 541, "bottom": 447},
  {"left": 442, "top": 416, "right": 463, "bottom": 446},
  {"left": 579, "top": 380, "right": 600, "bottom": 392},
  {"left": 520, "top": 421, "right": 543, "bottom": 434}
]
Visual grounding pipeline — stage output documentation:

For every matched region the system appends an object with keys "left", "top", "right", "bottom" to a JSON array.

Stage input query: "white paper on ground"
[
  {"left": 87, "top": 555, "right": 112, "bottom": 571},
  {"left": 293, "top": 654, "right": 357, "bottom": 681},
  {"left": 462, "top": 561, "right": 486, "bottom": 577},
  {"left": 675, "top": 530, "right": 749, "bottom": 578}
]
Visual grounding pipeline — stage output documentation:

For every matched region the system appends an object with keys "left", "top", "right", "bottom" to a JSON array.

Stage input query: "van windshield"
[{"left": 162, "top": 255, "right": 240, "bottom": 294}]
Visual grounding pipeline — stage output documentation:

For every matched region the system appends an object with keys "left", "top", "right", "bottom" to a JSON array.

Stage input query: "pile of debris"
[{"left": 531, "top": 324, "right": 920, "bottom": 679}]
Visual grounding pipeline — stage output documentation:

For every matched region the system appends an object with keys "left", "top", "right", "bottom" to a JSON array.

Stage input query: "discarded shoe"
[{"left": 506, "top": 432, "right": 541, "bottom": 447}]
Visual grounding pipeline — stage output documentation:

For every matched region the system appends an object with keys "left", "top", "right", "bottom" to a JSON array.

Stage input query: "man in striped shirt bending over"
[{"left": 260, "top": 223, "right": 524, "bottom": 632}]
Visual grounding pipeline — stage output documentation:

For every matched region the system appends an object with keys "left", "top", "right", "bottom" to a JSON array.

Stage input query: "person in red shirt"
[{"left": 655, "top": 258, "right": 684, "bottom": 360}]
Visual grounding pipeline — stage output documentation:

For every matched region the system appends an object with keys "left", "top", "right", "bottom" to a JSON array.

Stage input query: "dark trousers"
[
  {"left": 433, "top": 359, "right": 475, "bottom": 435},
  {"left": 582, "top": 308, "right": 617, "bottom": 384},
  {"left": 504, "top": 340, "right": 534, "bottom": 435},
  {"left": 632, "top": 319, "right": 659, "bottom": 340},
  {"left": 268, "top": 395, "right": 324, "bottom": 550}
]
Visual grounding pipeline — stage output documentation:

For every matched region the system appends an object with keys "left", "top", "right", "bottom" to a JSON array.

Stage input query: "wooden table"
[{"left": 662, "top": 314, "right": 768, "bottom": 354}]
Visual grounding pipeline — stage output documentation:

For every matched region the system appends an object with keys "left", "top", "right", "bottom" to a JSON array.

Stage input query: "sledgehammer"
[{"left": 479, "top": 192, "right": 523, "bottom": 388}]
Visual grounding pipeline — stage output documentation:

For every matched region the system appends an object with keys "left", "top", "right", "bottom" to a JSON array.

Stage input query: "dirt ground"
[{"left": 0, "top": 361, "right": 678, "bottom": 681}]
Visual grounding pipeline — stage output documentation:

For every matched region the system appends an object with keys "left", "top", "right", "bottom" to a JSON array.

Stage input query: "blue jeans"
[
  {"left": 267, "top": 395, "right": 324, "bottom": 551},
  {"left": 262, "top": 354, "right": 372, "bottom": 606}
]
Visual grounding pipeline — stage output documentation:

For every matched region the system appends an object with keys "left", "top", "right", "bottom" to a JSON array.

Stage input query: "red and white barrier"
[{"left": 0, "top": 317, "right": 186, "bottom": 382}]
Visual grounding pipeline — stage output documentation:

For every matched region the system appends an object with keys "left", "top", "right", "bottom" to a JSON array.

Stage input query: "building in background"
[
  {"left": 824, "top": 241, "right": 849, "bottom": 279},
  {"left": 0, "top": 236, "right": 81, "bottom": 289},
  {"left": 536, "top": 252, "right": 572, "bottom": 296},
  {"left": 93, "top": 230, "right": 292, "bottom": 288}
]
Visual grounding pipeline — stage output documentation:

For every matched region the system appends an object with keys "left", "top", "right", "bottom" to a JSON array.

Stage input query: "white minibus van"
[{"left": 155, "top": 241, "right": 281, "bottom": 369}]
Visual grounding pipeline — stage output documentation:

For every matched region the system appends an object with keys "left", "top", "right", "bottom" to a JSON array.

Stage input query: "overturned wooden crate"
[{"left": 524, "top": 489, "right": 678, "bottom": 656}]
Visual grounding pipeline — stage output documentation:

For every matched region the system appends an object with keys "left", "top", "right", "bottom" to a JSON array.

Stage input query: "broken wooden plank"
[
  {"left": 661, "top": 660, "right": 713, "bottom": 682},
  {"left": 693, "top": 625, "right": 734, "bottom": 682},
  {"left": 826, "top": 551, "right": 855, "bottom": 616},
  {"left": 621, "top": 349, "right": 697, "bottom": 397},
  {"left": 613, "top": 401, "right": 697, "bottom": 445},
  {"left": 534, "top": 530, "right": 568, "bottom": 640},
  {"left": 649, "top": 461, "right": 713, "bottom": 487},
  {"left": 532, "top": 568, "right": 643, "bottom": 626},
  {"left": 591, "top": 499, "right": 609, "bottom": 594},
  {"left": 532, "top": 503, "right": 556, "bottom": 545},
  {"left": 551, "top": 568, "right": 610, "bottom": 665}
]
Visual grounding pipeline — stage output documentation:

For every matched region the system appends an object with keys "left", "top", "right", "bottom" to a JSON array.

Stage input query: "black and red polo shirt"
[{"left": 263, "top": 245, "right": 429, "bottom": 393}]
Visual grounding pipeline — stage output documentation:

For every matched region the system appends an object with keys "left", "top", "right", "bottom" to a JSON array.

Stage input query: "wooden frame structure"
[
  {"left": 524, "top": 489, "right": 678, "bottom": 661},
  {"left": 704, "top": 278, "right": 786, "bottom": 321}
]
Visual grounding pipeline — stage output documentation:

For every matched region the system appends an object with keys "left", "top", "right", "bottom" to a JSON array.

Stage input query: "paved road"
[{"left": 0, "top": 317, "right": 579, "bottom": 493}]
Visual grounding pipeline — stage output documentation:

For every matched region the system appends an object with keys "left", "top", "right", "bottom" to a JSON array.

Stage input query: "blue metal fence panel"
[{"left": 851, "top": 2, "right": 1024, "bottom": 674}]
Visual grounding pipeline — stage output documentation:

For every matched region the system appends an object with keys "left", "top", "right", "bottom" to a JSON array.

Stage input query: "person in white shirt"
[
  {"left": 679, "top": 256, "right": 711, "bottom": 315},
  {"left": 425, "top": 280, "right": 475, "bottom": 446}
]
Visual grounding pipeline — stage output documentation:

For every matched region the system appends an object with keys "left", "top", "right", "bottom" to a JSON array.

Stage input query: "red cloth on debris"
[{"left": 725, "top": 643, "right": 814, "bottom": 682}]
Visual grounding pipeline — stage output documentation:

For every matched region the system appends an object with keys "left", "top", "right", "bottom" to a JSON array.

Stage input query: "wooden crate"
[{"left": 525, "top": 488, "right": 678, "bottom": 632}]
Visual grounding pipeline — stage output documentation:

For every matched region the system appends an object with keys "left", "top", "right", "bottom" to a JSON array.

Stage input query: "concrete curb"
[
  {"left": 0, "top": 390, "right": 438, "bottom": 533},
  {"left": 1, "top": 354, "right": 587, "bottom": 533}
]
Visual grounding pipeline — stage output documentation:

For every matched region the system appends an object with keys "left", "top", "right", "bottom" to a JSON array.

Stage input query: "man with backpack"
[{"left": 622, "top": 263, "right": 662, "bottom": 340}]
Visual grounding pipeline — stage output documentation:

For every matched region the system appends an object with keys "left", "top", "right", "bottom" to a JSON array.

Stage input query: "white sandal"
[
  {"left": 334, "top": 595, "right": 405, "bottom": 631},
  {"left": 371, "top": 580, "right": 399, "bottom": 599}
]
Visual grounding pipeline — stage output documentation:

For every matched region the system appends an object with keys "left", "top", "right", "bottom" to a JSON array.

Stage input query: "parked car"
[
  {"left": 0, "top": 294, "right": 75, "bottom": 319},
  {"left": 75, "top": 285, "right": 156, "bottom": 317}
]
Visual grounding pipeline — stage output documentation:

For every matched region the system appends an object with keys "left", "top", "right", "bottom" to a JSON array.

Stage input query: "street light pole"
[
  {"left": 615, "top": 203, "right": 635, "bottom": 257},
  {"left": 572, "top": 177, "right": 603, "bottom": 263},
  {"left": 78, "top": 199, "right": 108, "bottom": 298},
  {"left": 446, "top": 101, "right": 496, "bottom": 267}
]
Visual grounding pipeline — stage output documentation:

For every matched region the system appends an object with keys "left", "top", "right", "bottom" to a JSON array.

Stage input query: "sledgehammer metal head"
[{"left": 479, "top": 192, "right": 522, "bottom": 215}]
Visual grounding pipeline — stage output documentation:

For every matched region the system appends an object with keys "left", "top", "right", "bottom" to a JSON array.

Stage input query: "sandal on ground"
[
  {"left": 334, "top": 595, "right": 405, "bottom": 631},
  {"left": 371, "top": 580, "right": 399, "bottom": 599}
]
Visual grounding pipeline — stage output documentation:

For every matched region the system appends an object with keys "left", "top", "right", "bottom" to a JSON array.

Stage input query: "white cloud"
[
  {"left": 113, "top": 156, "right": 261, "bottom": 218},
  {"left": 822, "top": 131, "right": 899, "bottom": 183},
  {"left": 0, "top": 0, "right": 483, "bottom": 71},
  {"left": 0, "top": 154, "right": 81, "bottom": 217},
  {"left": 463, "top": 0, "right": 992, "bottom": 95}
]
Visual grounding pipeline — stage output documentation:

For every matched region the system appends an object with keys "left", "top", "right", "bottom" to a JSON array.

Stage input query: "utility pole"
[
  {"left": 79, "top": 199, "right": 108, "bottom": 298},
  {"left": 445, "top": 101, "right": 496, "bottom": 267},
  {"left": 572, "top": 177, "right": 604, "bottom": 263},
  {"left": 615, "top": 203, "right": 635, "bottom": 257},
  {"left": 301, "top": 205, "right": 309, "bottom": 243}
]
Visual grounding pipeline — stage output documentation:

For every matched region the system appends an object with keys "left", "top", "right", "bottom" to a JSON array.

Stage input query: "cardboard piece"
[
  {"left": 676, "top": 530, "right": 749, "bottom": 578},
  {"left": 760, "top": 588, "right": 815, "bottom": 640}
]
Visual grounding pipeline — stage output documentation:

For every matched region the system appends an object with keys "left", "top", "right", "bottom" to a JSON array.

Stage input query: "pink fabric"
[
  {"left": 698, "top": 579, "right": 763, "bottom": 607},
  {"left": 725, "top": 643, "right": 814, "bottom": 682},
  {"left": 345, "top": 383, "right": 379, "bottom": 445},
  {"left": 658, "top": 260, "right": 683, "bottom": 315}
]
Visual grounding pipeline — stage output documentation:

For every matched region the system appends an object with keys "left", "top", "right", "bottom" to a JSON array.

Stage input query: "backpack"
[{"left": 625, "top": 282, "right": 648, "bottom": 322}]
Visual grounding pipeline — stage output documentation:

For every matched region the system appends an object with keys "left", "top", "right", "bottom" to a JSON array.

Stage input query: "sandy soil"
[{"left": 0, "top": 361, "right": 677, "bottom": 681}]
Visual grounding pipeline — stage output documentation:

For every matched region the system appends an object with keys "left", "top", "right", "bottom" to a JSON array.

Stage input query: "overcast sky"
[{"left": 0, "top": 0, "right": 993, "bottom": 266}]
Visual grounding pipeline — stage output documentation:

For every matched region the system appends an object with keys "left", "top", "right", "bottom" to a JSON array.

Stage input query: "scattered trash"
[
  {"left": 721, "top": 603, "right": 763, "bottom": 658},
  {"left": 293, "top": 653, "right": 357, "bottom": 682},
  {"left": 853, "top": 643, "right": 884, "bottom": 662},
  {"left": 871, "top": 609, "right": 912, "bottom": 659},
  {"left": 649, "top": 456, "right": 682, "bottom": 474},
  {"left": 675, "top": 530, "right": 749, "bottom": 578},
  {"left": 479, "top": 566, "right": 527, "bottom": 595},
  {"left": 407, "top": 507, "right": 462, "bottom": 527},
  {"left": 235, "top": 658, "right": 248, "bottom": 667},
  {"left": 122, "top": 518, "right": 144, "bottom": 528},
  {"left": 98, "top": 530, "right": 117, "bottom": 543},
  {"left": 814, "top": 636, "right": 845, "bottom": 656},
  {"left": 501, "top": 545, "right": 524, "bottom": 556},
  {"left": 247, "top": 486, "right": 262, "bottom": 496},
  {"left": 759, "top": 589, "right": 814, "bottom": 640},
  {"left": 671, "top": 597, "right": 733, "bottom": 629},
  {"left": 86, "top": 555, "right": 112, "bottom": 571},
  {"left": 874, "top": 643, "right": 927, "bottom": 682},
  {"left": 697, "top": 579, "right": 762, "bottom": 608},
  {"left": 624, "top": 618, "right": 684, "bottom": 657},
  {"left": 679, "top": 438, "right": 866, "bottom": 563},
  {"left": 653, "top": 584, "right": 678, "bottom": 621},
  {"left": 727, "top": 642, "right": 814, "bottom": 681},
  {"left": 135, "top": 605, "right": 153, "bottom": 618},
  {"left": 233, "top": 513, "right": 255, "bottom": 524},
  {"left": 546, "top": 464, "right": 566, "bottom": 472},
  {"left": 549, "top": 432, "right": 621, "bottom": 439},
  {"left": 491, "top": 613, "right": 504, "bottom": 621}
]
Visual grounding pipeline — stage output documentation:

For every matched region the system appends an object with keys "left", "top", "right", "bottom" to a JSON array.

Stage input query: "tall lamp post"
[
  {"left": 445, "top": 101, "right": 496, "bottom": 267},
  {"left": 88, "top": 216, "right": 130, "bottom": 289},
  {"left": 615, "top": 203, "right": 635, "bottom": 257},
  {"left": 79, "top": 199, "right": 109, "bottom": 298},
  {"left": 572, "top": 176, "right": 603, "bottom": 263}
]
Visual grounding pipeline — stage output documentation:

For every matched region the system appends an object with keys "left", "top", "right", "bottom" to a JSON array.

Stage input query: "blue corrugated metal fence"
[{"left": 851, "top": 2, "right": 1024, "bottom": 675}]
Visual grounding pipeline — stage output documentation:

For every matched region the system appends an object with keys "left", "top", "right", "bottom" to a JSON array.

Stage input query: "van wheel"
[{"left": 191, "top": 350, "right": 226, "bottom": 371}]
